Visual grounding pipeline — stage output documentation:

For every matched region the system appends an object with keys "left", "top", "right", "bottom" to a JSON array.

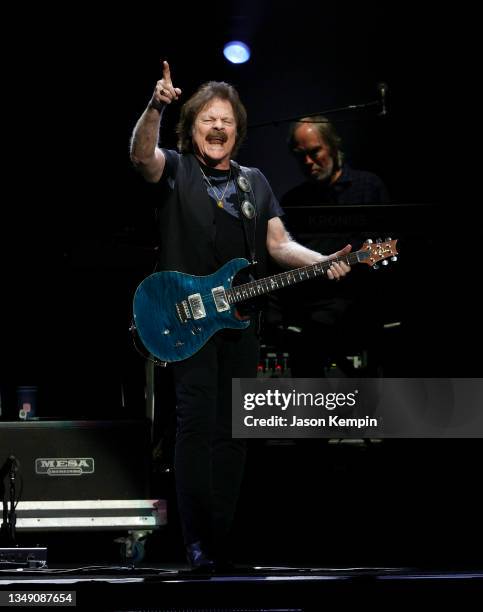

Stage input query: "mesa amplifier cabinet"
[{"left": 0, "top": 419, "right": 166, "bottom": 530}]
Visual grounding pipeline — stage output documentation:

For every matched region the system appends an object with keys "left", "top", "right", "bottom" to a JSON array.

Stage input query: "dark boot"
[
  {"left": 211, "top": 537, "right": 236, "bottom": 573},
  {"left": 185, "top": 541, "right": 215, "bottom": 572}
]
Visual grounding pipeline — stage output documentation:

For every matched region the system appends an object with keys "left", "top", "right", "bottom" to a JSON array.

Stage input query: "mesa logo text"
[{"left": 35, "top": 458, "right": 95, "bottom": 476}]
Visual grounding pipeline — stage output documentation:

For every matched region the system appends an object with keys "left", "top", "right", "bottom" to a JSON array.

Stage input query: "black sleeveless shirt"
[{"left": 154, "top": 151, "right": 283, "bottom": 278}]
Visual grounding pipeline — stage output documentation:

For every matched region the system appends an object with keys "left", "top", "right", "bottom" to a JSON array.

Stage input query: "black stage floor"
[
  {"left": 1, "top": 563, "right": 482, "bottom": 610},
  {"left": 2, "top": 438, "right": 482, "bottom": 608}
]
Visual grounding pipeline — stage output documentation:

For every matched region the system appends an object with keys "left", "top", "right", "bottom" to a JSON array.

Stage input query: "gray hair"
[{"left": 288, "top": 115, "right": 344, "bottom": 169}]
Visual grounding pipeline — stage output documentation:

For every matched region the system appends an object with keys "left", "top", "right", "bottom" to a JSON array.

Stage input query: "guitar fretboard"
[{"left": 226, "top": 251, "right": 363, "bottom": 304}]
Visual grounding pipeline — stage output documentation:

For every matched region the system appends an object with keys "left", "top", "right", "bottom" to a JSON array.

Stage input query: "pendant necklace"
[{"left": 199, "top": 165, "right": 232, "bottom": 209}]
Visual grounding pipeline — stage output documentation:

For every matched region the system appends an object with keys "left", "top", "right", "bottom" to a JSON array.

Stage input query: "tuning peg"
[
  {"left": 391, "top": 256, "right": 398, "bottom": 262},
  {"left": 382, "top": 260, "right": 389, "bottom": 266}
]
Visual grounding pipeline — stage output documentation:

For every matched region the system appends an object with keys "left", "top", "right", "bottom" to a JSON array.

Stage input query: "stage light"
[{"left": 223, "top": 41, "right": 251, "bottom": 64}]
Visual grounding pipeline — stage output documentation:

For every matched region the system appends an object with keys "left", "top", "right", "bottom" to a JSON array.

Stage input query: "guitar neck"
[{"left": 226, "top": 250, "right": 362, "bottom": 305}]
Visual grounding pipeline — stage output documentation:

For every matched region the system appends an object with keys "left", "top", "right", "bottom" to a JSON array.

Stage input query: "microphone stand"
[
  {"left": 0, "top": 493, "right": 8, "bottom": 544},
  {"left": 7, "top": 459, "right": 17, "bottom": 543},
  {"left": 248, "top": 99, "right": 381, "bottom": 129},
  {"left": 0, "top": 457, "right": 18, "bottom": 544}
]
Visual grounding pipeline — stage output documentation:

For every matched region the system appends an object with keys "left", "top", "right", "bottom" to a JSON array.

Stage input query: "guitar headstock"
[{"left": 359, "top": 238, "right": 398, "bottom": 267}]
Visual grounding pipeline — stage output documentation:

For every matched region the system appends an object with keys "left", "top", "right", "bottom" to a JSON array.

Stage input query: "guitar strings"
[{"left": 192, "top": 253, "right": 356, "bottom": 302}]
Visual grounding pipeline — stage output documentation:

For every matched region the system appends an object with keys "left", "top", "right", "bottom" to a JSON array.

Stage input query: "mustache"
[{"left": 207, "top": 130, "right": 228, "bottom": 142}]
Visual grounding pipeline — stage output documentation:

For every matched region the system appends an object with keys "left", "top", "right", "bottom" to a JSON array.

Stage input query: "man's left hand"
[{"left": 325, "top": 244, "right": 351, "bottom": 281}]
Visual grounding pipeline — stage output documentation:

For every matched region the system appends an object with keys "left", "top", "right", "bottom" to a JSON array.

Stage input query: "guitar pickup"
[
  {"left": 212, "top": 286, "right": 230, "bottom": 312},
  {"left": 188, "top": 293, "right": 206, "bottom": 320}
]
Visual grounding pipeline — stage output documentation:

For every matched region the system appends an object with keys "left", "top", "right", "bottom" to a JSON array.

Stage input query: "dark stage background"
[{"left": 1, "top": 3, "right": 481, "bottom": 566}]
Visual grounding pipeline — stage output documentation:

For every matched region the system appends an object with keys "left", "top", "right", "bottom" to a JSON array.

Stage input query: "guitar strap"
[
  {"left": 230, "top": 161, "right": 257, "bottom": 267},
  {"left": 230, "top": 161, "right": 265, "bottom": 333}
]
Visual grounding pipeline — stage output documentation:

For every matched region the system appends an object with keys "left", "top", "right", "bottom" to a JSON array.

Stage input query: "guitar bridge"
[{"left": 176, "top": 300, "right": 192, "bottom": 323}]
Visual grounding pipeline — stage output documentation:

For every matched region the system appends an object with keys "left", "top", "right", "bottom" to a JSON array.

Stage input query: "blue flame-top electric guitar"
[{"left": 132, "top": 239, "right": 398, "bottom": 363}]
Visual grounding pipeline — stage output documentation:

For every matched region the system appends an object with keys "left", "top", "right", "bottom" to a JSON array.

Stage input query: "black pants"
[{"left": 171, "top": 323, "right": 259, "bottom": 555}]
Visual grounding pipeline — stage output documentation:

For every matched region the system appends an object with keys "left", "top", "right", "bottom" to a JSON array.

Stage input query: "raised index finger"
[{"left": 162, "top": 60, "right": 172, "bottom": 85}]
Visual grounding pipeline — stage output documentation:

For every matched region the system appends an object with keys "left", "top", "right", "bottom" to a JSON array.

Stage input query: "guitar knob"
[
  {"left": 385, "top": 236, "right": 392, "bottom": 241},
  {"left": 376, "top": 238, "right": 382, "bottom": 243},
  {"left": 373, "top": 264, "right": 380, "bottom": 270},
  {"left": 366, "top": 239, "right": 373, "bottom": 244},
  {"left": 382, "top": 260, "right": 389, "bottom": 266},
  {"left": 391, "top": 256, "right": 398, "bottom": 262}
]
